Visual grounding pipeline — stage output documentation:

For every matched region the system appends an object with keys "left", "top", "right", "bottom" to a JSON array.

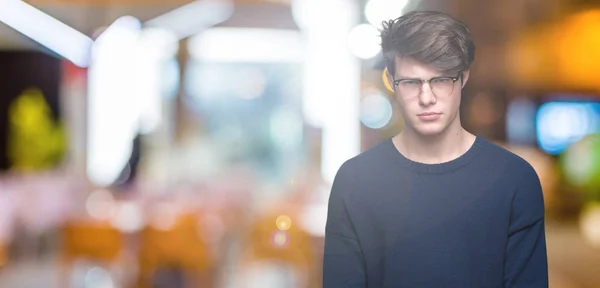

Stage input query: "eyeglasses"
[{"left": 393, "top": 72, "right": 462, "bottom": 99}]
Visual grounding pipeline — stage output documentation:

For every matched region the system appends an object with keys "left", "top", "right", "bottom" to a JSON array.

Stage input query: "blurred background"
[{"left": 0, "top": 0, "right": 599, "bottom": 287}]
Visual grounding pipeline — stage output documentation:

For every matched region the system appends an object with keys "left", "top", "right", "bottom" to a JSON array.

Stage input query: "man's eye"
[
  {"left": 432, "top": 78, "right": 452, "bottom": 84},
  {"left": 401, "top": 80, "right": 421, "bottom": 86}
]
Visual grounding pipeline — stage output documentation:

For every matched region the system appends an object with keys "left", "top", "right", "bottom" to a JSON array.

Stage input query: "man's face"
[{"left": 387, "top": 57, "right": 469, "bottom": 137}]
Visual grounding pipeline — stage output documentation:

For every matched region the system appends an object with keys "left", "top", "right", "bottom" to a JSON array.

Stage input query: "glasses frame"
[{"left": 393, "top": 71, "right": 462, "bottom": 98}]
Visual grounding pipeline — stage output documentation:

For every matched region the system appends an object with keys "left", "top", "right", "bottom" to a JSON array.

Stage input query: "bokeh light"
[
  {"left": 276, "top": 215, "right": 292, "bottom": 231},
  {"left": 84, "top": 266, "right": 115, "bottom": 288},
  {"left": 536, "top": 102, "right": 600, "bottom": 155},
  {"left": 562, "top": 134, "right": 600, "bottom": 190},
  {"left": 347, "top": 24, "right": 381, "bottom": 59},
  {"left": 360, "top": 92, "right": 393, "bottom": 129},
  {"left": 109, "top": 202, "right": 144, "bottom": 233},
  {"left": 364, "top": 0, "right": 409, "bottom": 29},
  {"left": 270, "top": 230, "right": 290, "bottom": 249},
  {"left": 580, "top": 203, "right": 600, "bottom": 249},
  {"left": 85, "top": 189, "right": 116, "bottom": 220},
  {"left": 149, "top": 202, "right": 180, "bottom": 231}
]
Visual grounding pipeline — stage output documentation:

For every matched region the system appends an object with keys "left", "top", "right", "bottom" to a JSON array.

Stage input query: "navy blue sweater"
[{"left": 323, "top": 136, "right": 548, "bottom": 287}]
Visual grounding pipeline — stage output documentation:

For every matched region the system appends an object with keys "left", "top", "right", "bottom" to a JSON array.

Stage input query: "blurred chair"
[
  {"left": 237, "top": 207, "right": 318, "bottom": 288},
  {"left": 60, "top": 220, "right": 124, "bottom": 287},
  {"left": 136, "top": 211, "right": 215, "bottom": 288},
  {"left": 0, "top": 242, "right": 7, "bottom": 269}
]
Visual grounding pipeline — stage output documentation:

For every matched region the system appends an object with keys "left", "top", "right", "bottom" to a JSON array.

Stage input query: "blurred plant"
[{"left": 7, "top": 88, "right": 66, "bottom": 172}]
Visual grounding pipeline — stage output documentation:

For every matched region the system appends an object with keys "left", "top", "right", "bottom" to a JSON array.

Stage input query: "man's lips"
[{"left": 417, "top": 112, "right": 442, "bottom": 121}]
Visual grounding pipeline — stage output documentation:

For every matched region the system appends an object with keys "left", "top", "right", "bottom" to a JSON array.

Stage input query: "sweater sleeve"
[
  {"left": 503, "top": 163, "right": 549, "bottom": 287},
  {"left": 322, "top": 162, "right": 367, "bottom": 288}
]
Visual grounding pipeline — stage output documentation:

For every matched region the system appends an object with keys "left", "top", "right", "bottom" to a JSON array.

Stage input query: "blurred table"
[{"left": 546, "top": 220, "right": 600, "bottom": 288}]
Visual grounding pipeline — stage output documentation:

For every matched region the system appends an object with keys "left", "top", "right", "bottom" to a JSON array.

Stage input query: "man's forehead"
[{"left": 394, "top": 56, "right": 441, "bottom": 77}]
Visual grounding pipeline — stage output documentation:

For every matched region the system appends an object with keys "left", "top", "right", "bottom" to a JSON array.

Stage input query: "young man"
[{"left": 323, "top": 11, "right": 548, "bottom": 287}]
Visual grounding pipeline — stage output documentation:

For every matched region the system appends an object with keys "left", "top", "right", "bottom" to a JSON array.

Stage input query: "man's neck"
[{"left": 393, "top": 123, "right": 476, "bottom": 165}]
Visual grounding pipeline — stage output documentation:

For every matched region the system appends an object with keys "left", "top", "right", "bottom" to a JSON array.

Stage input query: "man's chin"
[{"left": 411, "top": 123, "right": 447, "bottom": 137}]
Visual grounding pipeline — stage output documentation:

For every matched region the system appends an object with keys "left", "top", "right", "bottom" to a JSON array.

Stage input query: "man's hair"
[{"left": 380, "top": 11, "right": 475, "bottom": 77}]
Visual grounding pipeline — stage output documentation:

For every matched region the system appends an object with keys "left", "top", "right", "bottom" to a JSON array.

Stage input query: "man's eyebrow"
[
  {"left": 394, "top": 75, "right": 421, "bottom": 79},
  {"left": 395, "top": 74, "right": 453, "bottom": 79}
]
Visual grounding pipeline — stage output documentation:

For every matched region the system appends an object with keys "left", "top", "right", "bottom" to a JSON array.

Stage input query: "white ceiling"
[
  {"left": 0, "top": 1, "right": 299, "bottom": 51},
  {"left": 0, "top": 2, "right": 194, "bottom": 49}
]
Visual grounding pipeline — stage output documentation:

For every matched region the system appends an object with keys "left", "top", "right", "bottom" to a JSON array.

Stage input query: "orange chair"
[
  {"left": 0, "top": 242, "right": 7, "bottom": 269},
  {"left": 137, "top": 212, "right": 215, "bottom": 288},
  {"left": 60, "top": 220, "right": 125, "bottom": 287},
  {"left": 239, "top": 207, "right": 319, "bottom": 288}
]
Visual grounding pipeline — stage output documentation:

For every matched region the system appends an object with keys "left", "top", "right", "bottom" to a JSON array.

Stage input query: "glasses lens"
[
  {"left": 397, "top": 80, "right": 422, "bottom": 98},
  {"left": 431, "top": 78, "right": 455, "bottom": 97}
]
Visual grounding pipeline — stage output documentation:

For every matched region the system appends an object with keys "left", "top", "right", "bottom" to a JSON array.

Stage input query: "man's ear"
[{"left": 461, "top": 70, "right": 470, "bottom": 88}]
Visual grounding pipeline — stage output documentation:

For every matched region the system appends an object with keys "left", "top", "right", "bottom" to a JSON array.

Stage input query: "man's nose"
[{"left": 418, "top": 82, "right": 436, "bottom": 106}]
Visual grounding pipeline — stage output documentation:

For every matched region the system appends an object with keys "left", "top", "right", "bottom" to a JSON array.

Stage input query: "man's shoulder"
[
  {"left": 332, "top": 139, "right": 394, "bottom": 185},
  {"left": 478, "top": 138, "right": 540, "bottom": 181},
  {"left": 478, "top": 140, "right": 545, "bottom": 213},
  {"left": 340, "top": 139, "right": 393, "bottom": 172},
  {"left": 331, "top": 140, "right": 395, "bottom": 203}
]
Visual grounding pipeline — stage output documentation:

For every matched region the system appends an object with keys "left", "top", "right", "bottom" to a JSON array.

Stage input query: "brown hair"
[{"left": 380, "top": 11, "right": 475, "bottom": 76}]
